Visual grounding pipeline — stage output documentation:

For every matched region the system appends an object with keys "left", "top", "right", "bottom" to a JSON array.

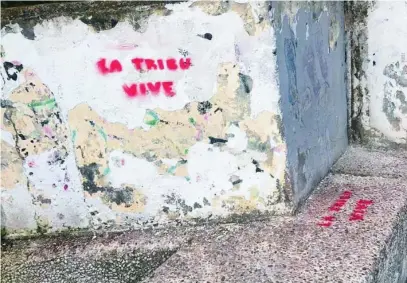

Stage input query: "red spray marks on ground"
[
  {"left": 349, "top": 199, "right": 373, "bottom": 221},
  {"left": 317, "top": 191, "right": 352, "bottom": 227},
  {"left": 317, "top": 190, "right": 374, "bottom": 227}
]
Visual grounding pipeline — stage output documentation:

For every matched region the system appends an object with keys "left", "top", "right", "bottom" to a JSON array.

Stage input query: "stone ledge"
[
  {"left": 1, "top": 227, "right": 185, "bottom": 283},
  {"left": 144, "top": 174, "right": 407, "bottom": 283},
  {"left": 142, "top": 146, "right": 407, "bottom": 282},
  {"left": 0, "top": 221, "right": 260, "bottom": 283},
  {"left": 331, "top": 146, "right": 407, "bottom": 178},
  {"left": 1, "top": 146, "right": 406, "bottom": 283}
]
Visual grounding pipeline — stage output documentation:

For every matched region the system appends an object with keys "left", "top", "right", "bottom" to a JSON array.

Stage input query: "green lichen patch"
[
  {"left": 188, "top": 117, "right": 196, "bottom": 126},
  {"left": 35, "top": 218, "right": 51, "bottom": 235},
  {"left": 71, "top": 129, "right": 77, "bottom": 143},
  {"left": 102, "top": 167, "right": 111, "bottom": 176},
  {"left": 247, "top": 137, "right": 269, "bottom": 152},
  {"left": 97, "top": 127, "right": 108, "bottom": 141},
  {"left": 28, "top": 98, "right": 56, "bottom": 109},
  {"left": 144, "top": 109, "right": 160, "bottom": 126},
  {"left": 1, "top": 227, "right": 7, "bottom": 240}
]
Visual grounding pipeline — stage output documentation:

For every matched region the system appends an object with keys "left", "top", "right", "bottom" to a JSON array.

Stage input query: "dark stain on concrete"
[
  {"left": 345, "top": 1, "right": 372, "bottom": 143},
  {"left": 383, "top": 89, "right": 401, "bottom": 131},
  {"left": 164, "top": 193, "right": 193, "bottom": 216},
  {"left": 396, "top": 90, "right": 407, "bottom": 114},
  {"left": 78, "top": 163, "right": 101, "bottom": 194},
  {"left": 203, "top": 197, "right": 210, "bottom": 206},
  {"left": 1, "top": 1, "right": 183, "bottom": 33},
  {"left": 208, "top": 137, "right": 227, "bottom": 144},
  {"left": 284, "top": 37, "right": 298, "bottom": 106},
  {"left": 238, "top": 73, "right": 253, "bottom": 94},
  {"left": 20, "top": 25, "right": 36, "bottom": 40},
  {"left": 315, "top": 26, "right": 328, "bottom": 82},
  {"left": 197, "top": 101, "right": 212, "bottom": 115},
  {"left": 297, "top": 150, "right": 307, "bottom": 191},
  {"left": 381, "top": 61, "right": 407, "bottom": 131},
  {"left": 3, "top": 61, "right": 23, "bottom": 81},
  {"left": 229, "top": 175, "right": 242, "bottom": 186},
  {"left": 202, "top": 33, "right": 213, "bottom": 40},
  {"left": 304, "top": 44, "right": 321, "bottom": 97},
  {"left": 190, "top": 0, "right": 229, "bottom": 16},
  {"left": 78, "top": 163, "right": 137, "bottom": 206},
  {"left": 47, "top": 150, "right": 68, "bottom": 166},
  {"left": 247, "top": 137, "right": 269, "bottom": 152},
  {"left": 79, "top": 16, "right": 120, "bottom": 32},
  {"left": 383, "top": 63, "right": 407, "bottom": 87},
  {"left": 193, "top": 202, "right": 202, "bottom": 209},
  {"left": 252, "top": 159, "right": 264, "bottom": 173},
  {"left": 36, "top": 195, "right": 51, "bottom": 204},
  {"left": 104, "top": 187, "right": 134, "bottom": 207},
  {"left": 1, "top": 99, "right": 14, "bottom": 109}
]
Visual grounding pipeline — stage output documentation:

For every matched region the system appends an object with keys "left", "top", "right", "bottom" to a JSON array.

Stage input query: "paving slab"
[
  {"left": 0, "top": 221, "right": 250, "bottom": 283},
  {"left": 331, "top": 146, "right": 407, "bottom": 178},
  {"left": 1, "top": 226, "right": 193, "bottom": 283}
]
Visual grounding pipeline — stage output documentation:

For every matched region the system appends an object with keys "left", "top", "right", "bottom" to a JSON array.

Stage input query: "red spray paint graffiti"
[
  {"left": 328, "top": 190, "right": 352, "bottom": 212},
  {"left": 317, "top": 190, "right": 352, "bottom": 227},
  {"left": 130, "top": 58, "right": 192, "bottom": 71},
  {"left": 317, "top": 190, "right": 374, "bottom": 227},
  {"left": 96, "top": 58, "right": 123, "bottom": 75},
  {"left": 349, "top": 199, "right": 373, "bottom": 221},
  {"left": 96, "top": 57, "right": 192, "bottom": 98},
  {"left": 317, "top": 215, "right": 336, "bottom": 227},
  {"left": 122, "top": 81, "right": 175, "bottom": 97}
]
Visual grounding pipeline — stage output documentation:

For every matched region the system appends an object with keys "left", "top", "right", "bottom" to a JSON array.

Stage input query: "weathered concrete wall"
[
  {"left": 0, "top": 1, "right": 348, "bottom": 237},
  {"left": 274, "top": 1, "right": 348, "bottom": 205},
  {"left": 1, "top": 1, "right": 290, "bottom": 237},
  {"left": 366, "top": 1, "right": 407, "bottom": 146},
  {"left": 346, "top": 1, "right": 407, "bottom": 148}
]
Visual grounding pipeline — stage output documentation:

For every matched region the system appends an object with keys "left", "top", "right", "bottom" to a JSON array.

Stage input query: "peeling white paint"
[
  {"left": 23, "top": 149, "right": 89, "bottom": 231},
  {"left": 0, "top": 2, "right": 286, "bottom": 235},
  {"left": 0, "top": 63, "right": 26, "bottom": 97},
  {"left": 86, "top": 198, "right": 117, "bottom": 228},
  {"left": 103, "top": 140, "right": 281, "bottom": 221},
  {"left": 249, "top": 1, "right": 267, "bottom": 24},
  {"left": 107, "top": 150, "right": 158, "bottom": 188},
  {"left": 366, "top": 1, "right": 407, "bottom": 143},
  {"left": 226, "top": 124, "right": 248, "bottom": 152},
  {"left": 187, "top": 142, "right": 238, "bottom": 190},
  {"left": 234, "top": 0, "right": 249, "bottom": 4},
  {"left": 1, "top": 129, "right": 15, "bottom": 146},
  {"left": 161, "top": 158, "right": 179, "bottom": 167},
  {"left": 1, "top": 5, "right": 279, "bottom": 128},
  {"left": 292, "top": 15, "right": 298, "bottom": 38},
  {"left": 306, "top": 23, "right": 309, "bottom": 40},
  {"left": 1, "top": 185, "right": 37, "bottom": 232}
]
